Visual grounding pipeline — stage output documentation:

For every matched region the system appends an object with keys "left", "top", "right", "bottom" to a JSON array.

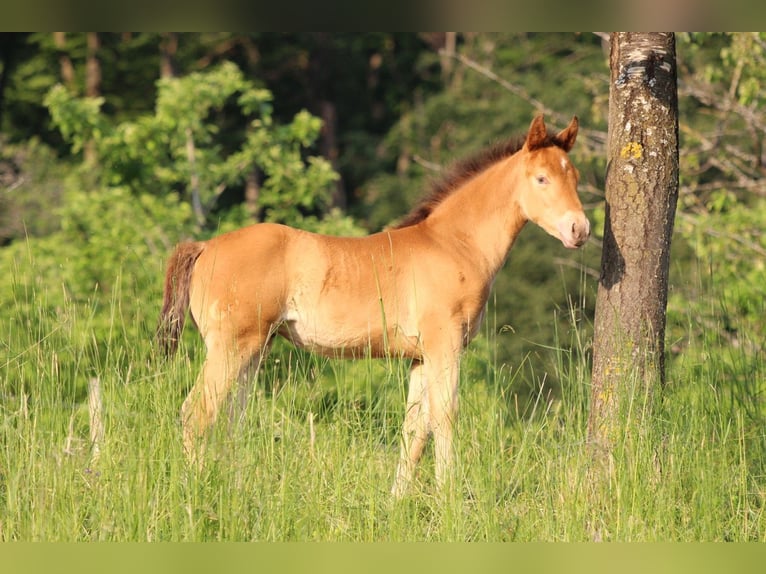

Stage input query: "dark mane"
[{"left": 392, "top": 132, "right": 559, "bottom": 229}]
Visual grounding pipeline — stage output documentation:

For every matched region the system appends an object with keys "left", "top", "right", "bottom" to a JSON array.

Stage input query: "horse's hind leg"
[
  {"left": 181, "top": 340, "right": 235, "bottom": 464},
  {"left": 229, "top": 340, "right": 271, "bottom": 426},
  {"left": 181, "top": 334, "right": 266, "bottom": 464}
]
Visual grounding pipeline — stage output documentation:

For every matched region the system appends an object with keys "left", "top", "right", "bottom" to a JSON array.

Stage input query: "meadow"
[
  {"left": 2, "top": 32, "right": 765, "bottom": 544},
  {"left": 1, "top": 259, "right": 763, "bottom": 542}
]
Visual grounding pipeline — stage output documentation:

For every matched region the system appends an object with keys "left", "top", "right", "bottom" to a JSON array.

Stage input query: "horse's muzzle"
[{"left": 557, "top": 212, "right": 590, "bottom": 249}]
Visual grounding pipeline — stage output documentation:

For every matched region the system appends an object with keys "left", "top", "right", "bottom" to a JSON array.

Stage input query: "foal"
[{"left": 157, "top": 114, "right": 590, "bottom": 496}]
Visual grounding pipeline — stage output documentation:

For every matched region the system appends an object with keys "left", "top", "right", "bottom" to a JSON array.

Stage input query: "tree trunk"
[
  {"left": 185, "top": 127, "right": 205, "bottom": 225},
  {"left": 319, "top": 99, "right": 346, "bottom": 210},
  {"left": 308, "top": 33, "right": 346, "bottom": 212},
  {"left": 53, "top": 32, "right": 75, "bottom": 88},
  {"left": 159, "top": 32, "right": 178, "bottom": 79},
  {"left": 440, "top": 32, "right": 456, "bottom": 81},
  {"left": 85, "top": 33, "right": 101, "bottom": 98},
  {"left": 0, "top": 34, "right": 22, "bottom": 132},
  {"left": 589, "top": 33, "right": 679, "bottom": 449},
  {"left": 84, "top": 33, "right": 101, "bottom": 165},
  {"left": 244, "top": 168, "right": 261, "bottom": 221}
]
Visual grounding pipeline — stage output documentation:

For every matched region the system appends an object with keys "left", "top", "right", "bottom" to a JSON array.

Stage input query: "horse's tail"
[{"left": 156, "top": 241, "right": 205, "bottom": 358}]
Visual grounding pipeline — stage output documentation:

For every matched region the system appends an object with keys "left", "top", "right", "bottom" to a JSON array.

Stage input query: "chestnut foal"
[{"left": 157, "top": 115, "right": 589, "bottom": 496}]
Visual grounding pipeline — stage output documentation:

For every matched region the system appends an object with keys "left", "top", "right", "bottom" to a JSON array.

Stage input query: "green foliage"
[
  {"left": 44, "top": 85, "right": 107, "bottom": 155},
  {"left": 667, "top": 33, "right": 766, "bottom": 372},
  {"left": 44, "top": 61, "right": 342, "bottom": 232},
  {"left": 0, "top": 188, "right": 193, "bottom": 398},
  {"left": 668, "top": 199, "right": 766, "bottom": 372},
  {"left": 0, "top": 137, "right": 66, "bottom": 244}
]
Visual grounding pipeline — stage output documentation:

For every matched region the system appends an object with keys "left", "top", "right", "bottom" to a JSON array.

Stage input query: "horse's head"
[{"left": 517, "top": 115, "right": 590, "bottom": 249}]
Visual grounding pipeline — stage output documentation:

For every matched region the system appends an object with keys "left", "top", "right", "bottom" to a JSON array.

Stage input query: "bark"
[
  {"left": 0, "top": 35, "right": 21, "bottom": 132},
  {"left": 85, "top": 33, "right": 101, "bottom": 98},
  {"left": 319, "top": 99, "right": 346, "bottom": 210},
  {"left": 440, "top": 32, "right": 456, "bottom": 81},
  {"left": 589, "top": 33, "right": 679, "bottom": 448},
  {"left": 244, "top": 168, "right": 261, "bottom": 221},
  {"left": 84, "top": 33, "right": 101, "bottom": 165},
  {"left": 308, "top": 33, "right": 346, "bottom": 212},
  {"left": 185, "top": 127, "right": 205, "bottom": 225},
  {"left": 53, "top": 32, "right": 75, "bottom": 88},
  {"left": 159, "top": 32, "right": 178, "bottom": 79}
]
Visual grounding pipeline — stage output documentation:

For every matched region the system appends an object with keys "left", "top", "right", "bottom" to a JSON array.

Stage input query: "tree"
[
  {"left": 589, "top": 33, "right": 679, "bottom": 448},
  {"left": 44, "top": 61, "right": 348, "bottom": 234}
]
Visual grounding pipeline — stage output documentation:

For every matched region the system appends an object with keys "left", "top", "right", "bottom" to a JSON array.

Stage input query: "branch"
[
  {"left": 411, "top": 154, "right": 443, "bottom": 173},
  {"left": 677, "top": 211, "right": 766, "bottom": 258},
  {"left": 552, "top": 257, "right": 600, "bottom": 279},
  {"left": 442, "top": 49, "right": 555, "bottom": 117},
  {"left": 441, "top": 49, "right": 607, "bottom": 155},
  {"left": 681, "top": 80, "right": 766, "bottom": 134}
]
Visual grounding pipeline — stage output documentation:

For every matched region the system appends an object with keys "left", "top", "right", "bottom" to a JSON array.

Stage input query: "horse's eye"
[{"left": 535, "top": 175, "right": 549, "bottom": 185}]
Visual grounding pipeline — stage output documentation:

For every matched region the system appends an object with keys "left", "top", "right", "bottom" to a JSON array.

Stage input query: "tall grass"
[{"left": 0, "top": 270, "right": 764, "bottom": 541}]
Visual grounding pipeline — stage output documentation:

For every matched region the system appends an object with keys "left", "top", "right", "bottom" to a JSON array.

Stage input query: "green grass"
[{"left": 1, "top": 278, "right": 764, "bottom": 541}]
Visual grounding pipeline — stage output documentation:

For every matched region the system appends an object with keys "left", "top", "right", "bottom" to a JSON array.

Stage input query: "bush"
[{"left": 0, "top": 188, "right": 193, "bottom": 397}]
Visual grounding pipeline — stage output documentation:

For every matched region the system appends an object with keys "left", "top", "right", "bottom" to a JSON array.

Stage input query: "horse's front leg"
[
  {"left": 392, "top": 360, "right": 430, "bottom": 497},
  {"left": 427, "top": 352, "right": 460, "bottom": 492}
]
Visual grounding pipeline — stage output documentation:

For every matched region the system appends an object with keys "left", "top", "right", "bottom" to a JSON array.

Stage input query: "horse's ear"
[
  {"left": 525, "top": 114, "right": 548, "bottom": 151},
  {"left": 554, "top": 115, "right": 579, "bottom": 152}
]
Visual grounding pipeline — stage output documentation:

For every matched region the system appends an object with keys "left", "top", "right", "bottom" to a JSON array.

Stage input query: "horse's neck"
[{"left": 426, "top": 155, "right": 528, "bottom": 278}]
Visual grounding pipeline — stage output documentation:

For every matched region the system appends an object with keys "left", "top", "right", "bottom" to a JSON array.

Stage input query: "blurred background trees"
[{"left": 1, "top": 32, "right": 764, "bottom": 403}]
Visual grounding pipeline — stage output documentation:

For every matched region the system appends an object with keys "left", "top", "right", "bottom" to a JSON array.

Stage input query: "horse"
[{"left": 157, "top": 114, "right": 590, "bottom": 497}]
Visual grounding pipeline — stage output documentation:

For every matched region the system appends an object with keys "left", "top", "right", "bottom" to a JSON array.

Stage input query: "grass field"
[{"left": 1, "top": 271, "right": 764, "bottom": 541}]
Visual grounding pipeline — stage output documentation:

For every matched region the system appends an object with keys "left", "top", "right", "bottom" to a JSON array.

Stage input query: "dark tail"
[{"left": 156, "top": 241, "right": 205, "bottom": 357}]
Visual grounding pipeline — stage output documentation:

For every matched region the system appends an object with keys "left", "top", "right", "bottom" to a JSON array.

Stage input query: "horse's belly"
[{"left": 279, "top": 308, "right": 420, "bottom": 359}]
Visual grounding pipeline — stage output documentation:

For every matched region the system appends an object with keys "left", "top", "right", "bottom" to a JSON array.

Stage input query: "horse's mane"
[{"left": 392, "top": 131, "right": 559, "bottom": 229}]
